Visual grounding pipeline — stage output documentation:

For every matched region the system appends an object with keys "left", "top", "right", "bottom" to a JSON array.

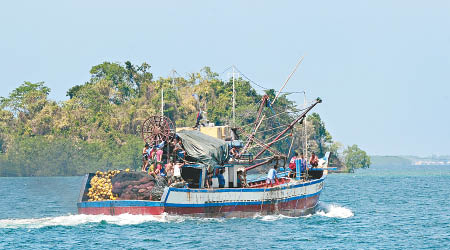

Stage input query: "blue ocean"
[{"left": 1, "top": 164, "right": 449, "bottom": 249}]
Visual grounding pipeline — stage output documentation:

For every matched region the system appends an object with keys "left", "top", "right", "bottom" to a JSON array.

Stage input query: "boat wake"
[
  {"left": 0, "top": 203, "right": 353, "bottom": 228},
  {"left": 315, "top": 202, "right": 354, "bottom": 218},
  {"left": 0, "top": 213, "right": 190, "bottom": 229},
  {"left": 253, "top": 202, "right": 354, "bottom": 221}
]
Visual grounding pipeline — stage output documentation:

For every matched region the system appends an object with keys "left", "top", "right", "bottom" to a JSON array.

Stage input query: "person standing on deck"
[
  {"left": 155, "top": 141, "right": 165, "bottom": 171},
  {"left": 288, "top": 152, "right": 298, "bottom": 178},
  {"left": 237, "top": 168, "right": 248, "bottom": 188},
  {"left": 148, "top": 150, "right": 158, "bottom": 177},
  {"left": 217, "top": 168, "right": 226, "bottom": 188},
  {"left": 172, "top": 138, "right": 185, "bottom": 162},
  {"left": 141, "top": 143, "right": 150, "bottom": 172},
  {"left": 173, "top": 161, "right": 183, "bottom": 183},
  {"left": 165, "top": 161, "right": 174, "bottom": 184},
  {"left": 266, "top": 165, "right": 278, "bottom": 186},
  {"left": 193, "top": 111, "right": 203, "bottom": 129},
  {"left": 309, "top": 152, "right": 319, "bottom": 168},
  {"left": 299, "top": 153, "right": 307, "bottom": 179},
  {"left": 300, "top": 153, "right": 307, "bottom": 172}
]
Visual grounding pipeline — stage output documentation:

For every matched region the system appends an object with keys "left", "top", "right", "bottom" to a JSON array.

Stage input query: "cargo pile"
[
  {"left": 87, "top": 169, "right": 125, "bottom": 201},
  {"left": 111, "top": 171, "right": 168, "bottom": 201}
]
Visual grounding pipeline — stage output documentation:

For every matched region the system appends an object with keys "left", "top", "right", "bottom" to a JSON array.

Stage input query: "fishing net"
[{"left": 111, "top": 171, "right": 168, "bottom": 201}]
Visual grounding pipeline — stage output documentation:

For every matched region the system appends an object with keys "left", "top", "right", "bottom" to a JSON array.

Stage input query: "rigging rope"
[{"left": 254, "top": 124, "right": 291, "bottom": 134}]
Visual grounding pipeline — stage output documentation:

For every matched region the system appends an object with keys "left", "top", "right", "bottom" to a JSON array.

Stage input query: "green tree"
[
  {"left": 0, "top": 81, "right": 50, "bottom": 117},
  {"left": 66, "top": 84, "right": 84, "bottom": 99},
  {"left": 307, "top": 113, "right": 332, "bottom": 157},
  {"left": 343, "top": 144, "right": 371, "bottom": 172},
  {"left": 88, "top": 61, "right": 153, "bottom": 103}
]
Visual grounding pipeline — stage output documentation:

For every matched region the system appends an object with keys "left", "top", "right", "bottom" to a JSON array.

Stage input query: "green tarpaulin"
[{"left": 177, "top": 130, "right": 229, "bottom": 169}]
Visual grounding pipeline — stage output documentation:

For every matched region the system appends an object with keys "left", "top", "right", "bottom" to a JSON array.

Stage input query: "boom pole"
[
  {"left": 242, "top": 57, "right": 304, "bottom": 153},
  {"left": 242, "top": 95, "right": 269, "bottom": 153},
  {"left": 251, "top": 97, "right": 322, "bottom": 161}
]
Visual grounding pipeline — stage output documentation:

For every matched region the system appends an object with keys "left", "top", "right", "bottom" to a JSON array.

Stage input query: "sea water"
[{"left": 0, "top": 164, "right": 449, "bottom": 249}]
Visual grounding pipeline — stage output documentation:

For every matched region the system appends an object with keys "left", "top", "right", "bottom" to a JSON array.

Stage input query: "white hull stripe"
[
  {"left": 164, "top": 190, "right": 321, "bottom": 207},
  {"left": 167, "top": 178, "right": 324, "bottom": 194}
]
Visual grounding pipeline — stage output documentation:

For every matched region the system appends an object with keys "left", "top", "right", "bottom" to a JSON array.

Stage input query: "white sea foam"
[
  {"left": 0, "top": 203, "right": 353, "bottom": 228},
  {"left": 0, "top": 213, "right": 185, "bottom": 229},
  {"left": 256, "top": 214, "right": 294, "bottom": 221},
  {"left": 315, "top": 202, "right": 354, "bottom": 218},
  {"left": 251, "top": 202, "right": 353, "bottom": 221}
]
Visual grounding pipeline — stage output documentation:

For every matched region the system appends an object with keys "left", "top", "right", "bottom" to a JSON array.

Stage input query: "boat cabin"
[
  {"left": 180, "top": 152, "right": 330, "bottom": 189},
  {"left": 180, "top": 164, "right": 242, "bottom": 189}
]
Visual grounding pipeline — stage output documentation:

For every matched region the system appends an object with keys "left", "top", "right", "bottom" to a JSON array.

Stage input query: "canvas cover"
[{"left": 177, "top": 130, "right": 229, "bottom": 169}]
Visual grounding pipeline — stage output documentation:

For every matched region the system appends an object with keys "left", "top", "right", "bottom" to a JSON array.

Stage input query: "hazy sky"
[{"left": 1, "top": 0, "right": 449, "bottom": 156}]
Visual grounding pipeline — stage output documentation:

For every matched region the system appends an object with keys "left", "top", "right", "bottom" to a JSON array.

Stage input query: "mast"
[
  {"left": 171, "top": 70, "right": 175, "bottom": 86},
  {"left": 303, "top": 92, "right": 307, "bottom": 160},
  {"left": 232, "top": 65, "right": 236, "bottom": 127},
  {"left": 161, "top": 88, "right": 164, "bottom": 117}
]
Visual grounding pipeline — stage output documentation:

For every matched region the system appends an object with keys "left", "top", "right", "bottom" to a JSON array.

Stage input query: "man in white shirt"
[
  {"left": 266, "top": 165, "right": 278, "bottom": 186},
  {"left": 173, "top": 162, "right": 183, "bottom": 181}
]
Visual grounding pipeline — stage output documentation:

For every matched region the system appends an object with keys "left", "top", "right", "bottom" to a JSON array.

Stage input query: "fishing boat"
[{"left": 77, "top": 94, "right": 335, "bottom": 217}]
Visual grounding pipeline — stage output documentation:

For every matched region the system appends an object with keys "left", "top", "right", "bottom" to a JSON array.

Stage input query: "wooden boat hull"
[{"left": 77, "top": 176, "right": 324, "bottom": 217}]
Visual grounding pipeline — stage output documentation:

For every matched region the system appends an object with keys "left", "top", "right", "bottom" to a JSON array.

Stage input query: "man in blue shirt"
[
  {"left": 217, "top": 168, "right": 226, "bottom": 188},
  {"left": 300, "top": 153, "right": 307, "bottom": 173}
]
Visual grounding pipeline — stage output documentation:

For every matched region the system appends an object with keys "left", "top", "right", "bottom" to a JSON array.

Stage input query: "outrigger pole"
[
  {"left": 271, "top": 55, "right": 304, "bottom": 105},
  {"left": 242, "top": 56, "right": 305, "bottom": 154},
  {"left": 244, "top": 97, "right": 322, "bottom": 172}
]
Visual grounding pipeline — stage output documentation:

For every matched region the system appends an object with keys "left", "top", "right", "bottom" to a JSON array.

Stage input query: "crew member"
[
  {"left": 194, "top": 111, "right": 203, "bottom": 129},
  {"left": 237, "top": 169, "right": 248, "bottom": 188},
  {"left": 155, "top": 141, "right": 164, "bottom": 171},
  {"left": 165, "top": 162, "right": 174, "bottom": 184},
  {"left": 310, "top": 152, "right": 319, "bottom": 168},
  {"left": 230, "top": 146, "right": 241, "bottom": 160},
  {"left": 289, "top": 152, "right": 298, "bottom": 178},
  {"left": 300, "top": 153, "right": 307, "bottom": 173},
  {"left": 217, "top": 168, "right": 226, "bottom": 188},
  {"left": 172, "top": 138, "right": 185, "bottom": 162},
  {"left": 266, "top": 165, "right": 278, "bottom": 187},
  {"left": 141, "top": 143, "right": 150, "bottom": 172},
  {"left": 173, "top": 161, "right": 183, "bottom": 182},
  {"left": 205, "top": 170, "right": 213, "bottom": 188}
]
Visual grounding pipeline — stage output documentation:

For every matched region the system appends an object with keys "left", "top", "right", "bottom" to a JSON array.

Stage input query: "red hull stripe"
[
  {"left": 78, "top": 206, "right": 164, "bottom": 215},
  {"left": 78, "top": 200, "right": 162, "bottom": 208}
]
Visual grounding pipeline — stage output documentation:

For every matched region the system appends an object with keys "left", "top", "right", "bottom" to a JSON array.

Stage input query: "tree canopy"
[
  {"left": 0, "top": 61, "right": 370, "bottom": 176},
  {"left": 343, "top": 144, "right": 371, "bottom": 172}
]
